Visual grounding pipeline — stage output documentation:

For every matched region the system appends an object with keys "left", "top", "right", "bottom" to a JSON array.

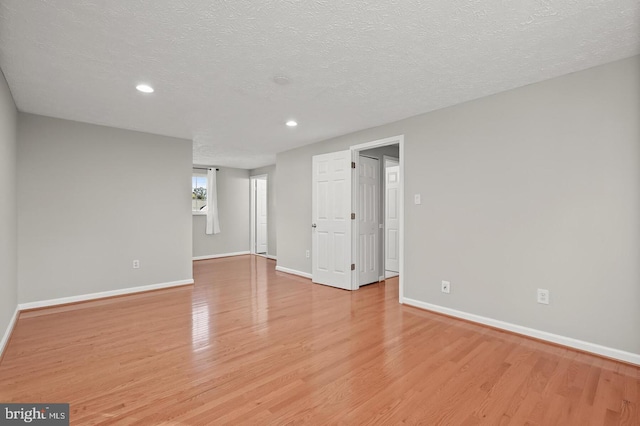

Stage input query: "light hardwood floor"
[{"left": 0, "top": 255, "right": 638, "bottom": 425}]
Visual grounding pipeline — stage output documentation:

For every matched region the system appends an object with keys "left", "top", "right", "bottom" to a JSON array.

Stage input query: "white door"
[
  {"left": 312, "top": 150, "right": 352, "bottom": 290},
  {"left": 385, "top": 163, "right": 400, "bottom": 273},
  {"left": 358, "top": 156, "right": 379, "bottom": 286},
  {"left": 256, "top": 178, "right": 268, "bottom": 254}
]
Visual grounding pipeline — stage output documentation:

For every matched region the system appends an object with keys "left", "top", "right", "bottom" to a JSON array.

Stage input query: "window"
[{"left": 192, "top": 172, "right": 207, "bottom": 213}]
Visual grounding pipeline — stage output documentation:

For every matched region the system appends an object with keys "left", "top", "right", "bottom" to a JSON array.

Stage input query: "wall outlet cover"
[{"left": 537, "top": 288, "right": 549, "bottom": 305}]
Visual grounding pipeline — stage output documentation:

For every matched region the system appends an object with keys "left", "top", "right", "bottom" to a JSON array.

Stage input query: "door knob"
[{"left": 311, "top": 223, "right": 317, "bottom": 228}]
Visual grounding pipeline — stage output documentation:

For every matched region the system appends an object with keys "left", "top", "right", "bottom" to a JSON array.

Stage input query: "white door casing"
[
  {"left": 385, "top": 163, "right": 400, "bottom": 273},
  {"left": 312, "top": 150, "right": 352, "bottom": 290},
  {"left": 350, "top": 136, "right": 404, "bottom": 300},
  {"left": 358, "top": 156, "right": 380, "bottom": 286},
  {"left": 256, "top": 178, "right": 268, "bottom": 254}
]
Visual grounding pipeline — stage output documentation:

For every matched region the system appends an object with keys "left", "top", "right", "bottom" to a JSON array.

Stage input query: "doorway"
[
  {"left": 384, "top": 156, "right": 400, "bottom": 279},
  {"left": 250, "top": 175, "right": 268, "bottom": 256},
  {"left": 355, "top": 145, "right": 401, "bottom": 287},
  {"left": 310, "top": 135, "right": 404, "bottom": 301},
  {"left": 357, "top": 154, "right": 380, "bottom": 286}
]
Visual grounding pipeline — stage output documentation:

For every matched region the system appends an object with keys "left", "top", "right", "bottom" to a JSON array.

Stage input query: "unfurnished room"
[{"left": 0, "top": 1, "right": 639, "bottom": 424}]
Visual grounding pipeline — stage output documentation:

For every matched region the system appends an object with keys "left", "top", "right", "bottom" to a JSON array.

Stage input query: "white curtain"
[{"left": 206, "top": 168, "right": 221, "bottom": 234}]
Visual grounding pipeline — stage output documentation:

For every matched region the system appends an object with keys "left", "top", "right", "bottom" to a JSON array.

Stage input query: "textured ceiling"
[{"left": 0, "top": 0, "right": 638, "bottom": 169}]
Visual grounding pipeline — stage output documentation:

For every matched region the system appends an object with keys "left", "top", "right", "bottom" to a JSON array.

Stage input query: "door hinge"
[
  {"left": 351, "top": 263, "right": 355, "bottom": 271},
  {"left": 351, "top": 161, "right": 356, "bottom": 169},
  {"left": 351, "top": 213, "right": 355, "bottom": 220}
]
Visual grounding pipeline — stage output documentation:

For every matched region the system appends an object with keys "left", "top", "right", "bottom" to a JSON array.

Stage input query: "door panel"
[
  {"left": 312, "top": 150, "right": 352, "bottom": 290},
  {"left": 256, "top": 178, "right": 268, "bottom": 254},
  {"left": 358, "top": 156, "right": 379, "bottom": 286},
  {"left": 385, "top": 164, "right": 400, "bottom": 273},
  {"left": 317, "top": 231, "right": 329, "bottom": 271}
]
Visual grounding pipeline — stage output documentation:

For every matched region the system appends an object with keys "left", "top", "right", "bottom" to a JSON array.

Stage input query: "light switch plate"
[{"left": 414, "top": 194, "right": 421, "bottom": 205}]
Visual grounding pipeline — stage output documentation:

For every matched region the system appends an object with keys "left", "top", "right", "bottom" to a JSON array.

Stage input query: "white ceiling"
[{"left": 0, "top": 1, "right": 638, "bottom": 169}]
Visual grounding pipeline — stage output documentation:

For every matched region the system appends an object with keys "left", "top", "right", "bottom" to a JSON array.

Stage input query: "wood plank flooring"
[{"left": 0, "top": 255, "right": 638, "bottom": 424}]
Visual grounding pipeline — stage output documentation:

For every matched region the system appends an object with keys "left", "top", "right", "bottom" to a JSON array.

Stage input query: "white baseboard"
[
  {"left": 0, "top": 306, "right": 19, "bottom": 360},
  {"left": 193, "top": 251, "right": 250, "bottom": 261},
  {"left": 402, "top": 297, "right": 640, "bottom": 366},
  {"left": 18, "top": 279, "right": 195, "bottom": 311},
  {"left": 275, "top": 266, "right": 312, "bottom": 279},
  {"left": 266, "top": 255, "right": 277, "bottom": 260},
  {"left": 385, "top": 270, "right": 399, "bottom": 278}
]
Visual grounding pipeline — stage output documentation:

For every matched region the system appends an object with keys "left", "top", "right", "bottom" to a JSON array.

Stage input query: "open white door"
[
  {"left": 358, "top": 156, "right": 379, "bottom": 286},
  {"left": 312, "top": 150, "right": 352, "bottom": 290},
  {"left": 385, "top": 163, "right": 400, "bottom": 273},
  {"left": 256, "top": 178, "right": 268, "bottom": 254}
]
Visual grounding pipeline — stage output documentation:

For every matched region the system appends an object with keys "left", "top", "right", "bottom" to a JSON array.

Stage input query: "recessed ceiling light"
[
  {"left": 136, "top": 84, "right": 154, "bottom": 93},
  {"left": 286, "top": 120, "right": 298, "bottom": 127}
]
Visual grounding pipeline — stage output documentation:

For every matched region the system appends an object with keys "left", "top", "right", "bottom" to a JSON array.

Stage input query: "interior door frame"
[
  {"left": 249, "top": 174, "right": 268, "bottom": 257},
  {"left": 350, "top": 135, "right": 405, "bottom": 303},
  {"left": 383, "top": 155, "right": 399, "bottom": 278}
]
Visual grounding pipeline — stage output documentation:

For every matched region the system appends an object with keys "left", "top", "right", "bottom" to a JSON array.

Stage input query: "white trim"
[
  {"left": 385, "top": 271, "right": 399, "bottom": 278},
  {"left": 402, "top": 297, "right": 640, "bottom": 366},
  {"left": 350, "top": 135, "right": 404, "bottom": 300},
  {"left": 383, "top": 155, "right": 399, "bottom": 166},
  {"left": 378, "top": 275, "right": 385, "bottom": 282},
  {"left": 0, "top": 306, "right": 19, "bottom": 359},
  {"left": 250, "top": 174, "right": 269, "bottom": 256},
  {"left": 266, "top": 255, "right": 277, "bottom": 260},
  {"left": 275, "top": 266, "right": 312, "bottom": 279},
  {"left": 192, "top": 251, "right": 250, "bottom": 261},
  {"left": 383, "top": 156, "right": 399, "bottom": 277},
  {"left": 351, "top": 135, "right": 405, "bottom": 151},
  {"left": 250, "top": 177, "right": 256, "bottom": 254},
  {"left": 18, "top": 279, "right": 194, "bottom": 311}
]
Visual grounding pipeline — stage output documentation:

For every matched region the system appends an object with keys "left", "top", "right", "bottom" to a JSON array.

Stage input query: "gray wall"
[
  {"left": 250, "top": 164, "right": 277, "bottom": 258},
  {"left": 192, "top": 167, "right": 250, "bottom": 258},
  {"left": 276, "top": 55, "right": 640, "bottom": 354},
  {"left": 0, "top": 70, "right": 18, "bottom": 339},
  {"left": 17, "top": 114, "right": 193, "bottom": 303}
]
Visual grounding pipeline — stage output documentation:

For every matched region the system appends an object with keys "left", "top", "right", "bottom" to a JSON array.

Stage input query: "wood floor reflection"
[{"left": 0, "top": 255, "right": 638, "bottom": 424}]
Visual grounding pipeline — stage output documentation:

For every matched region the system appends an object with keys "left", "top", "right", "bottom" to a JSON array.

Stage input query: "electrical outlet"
[
  {"left": 305, "top": 250, "right": 310, "bottom": 258},
  {"left": 441, "top": 280, "right": 450, "bottom": 294},
  {"left": 537, "top": 288, "right": 549, "bottom": 305},
  {"left": 133, "top": 259, "right": 140, "bottom": 269}
]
